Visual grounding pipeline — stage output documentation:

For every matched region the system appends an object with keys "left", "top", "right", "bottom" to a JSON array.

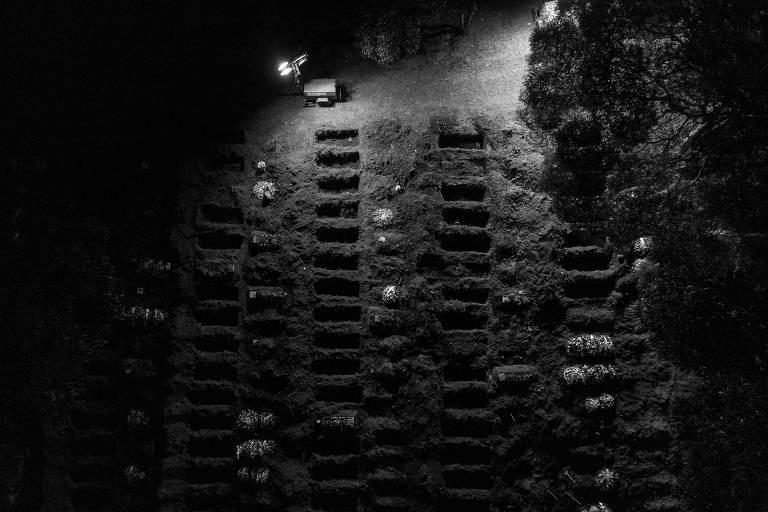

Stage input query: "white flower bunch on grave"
[
  {"left": 257, "top": 161, "right": 267, "bottom": 170},
  {"left": 371, "top": 208, "right": 395, "bottom": 227},
  {"left": 581, "top": 502, "right": 612, "bottom": 512},
  {"left": 562, "top": 364, "right": 617, "bottom": 385},
  {"left": 236, "top": 439, "right": 277, "bottom": 461},
  {"left": 237, "top": 466, "right": 270, "bottom": 484},
  {"left": 381, "top": 285, "right": 400, "bottom": 305},
  {"left": 501, "top": 289, "right": 532, "bottom": 307},
  {"left": 563, "top": 365, "right": 587, "bottom": 385},
  {"left": 253, "top": 181, "right": 276, "bottom": 202},
  {"left": 567, "top": 334, "right": 615, "bottom": 357},
  {"left": 633, "top": 236, "right": 652, "bottom": 255},
  {"left": 594, "top": 468, "right": 619, "bottom": 491},
  {"left": 236, "top": 409, "right": 276, "bottom": 434},
  {"left": 584, "top": 394, "right": 615, "bottom": 412},
  {"left": 124, "top": 465, "right": 146, "bottom": 486}
]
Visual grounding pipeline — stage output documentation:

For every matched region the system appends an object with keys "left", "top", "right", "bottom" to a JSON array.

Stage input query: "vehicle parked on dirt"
[{"left": 303, "top": 78, "right": 347, "bottom": 107}]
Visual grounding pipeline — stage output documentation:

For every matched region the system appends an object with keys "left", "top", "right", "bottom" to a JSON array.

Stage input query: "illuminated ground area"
[{"left": 66, "top": 3, "right": 679, "bottom": 512}]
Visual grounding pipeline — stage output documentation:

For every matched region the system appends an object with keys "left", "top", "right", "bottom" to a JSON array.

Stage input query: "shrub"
[
  {"left": 356, "top": 11, "right": 422, "bottom": 66},
  {"left": 554, "top": 107, "right": 604, "bottom": 171},
  {"left": 521, "top": 15, "right": 584, "bottom": 129}
]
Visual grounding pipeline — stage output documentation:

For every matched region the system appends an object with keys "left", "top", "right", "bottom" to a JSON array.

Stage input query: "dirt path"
[{"left": 242, "top": 1, "right": 535, "bottom": 138}]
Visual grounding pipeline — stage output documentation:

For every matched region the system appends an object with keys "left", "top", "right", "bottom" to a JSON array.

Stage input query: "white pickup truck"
[{"left": 303, "top": 78, "right": 347, "bottom": 107}]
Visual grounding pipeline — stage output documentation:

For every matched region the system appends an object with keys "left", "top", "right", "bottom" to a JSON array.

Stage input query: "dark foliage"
[
  {"left": 521, "top": 1, "right": 768, "bottom": 509},
  {"left": 522, "top": 0, "right": 768, "bottom": 364},
  {"left": 521, "top": 15, "right": 584, "bottom": 129},
  {"left": 354, "top": 0, "right": 477, "bottom": 66}
]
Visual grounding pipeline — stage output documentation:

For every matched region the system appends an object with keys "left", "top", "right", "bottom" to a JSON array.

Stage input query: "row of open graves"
[{"left": 69, "top": 257, "right": 172, "bottom": 510}]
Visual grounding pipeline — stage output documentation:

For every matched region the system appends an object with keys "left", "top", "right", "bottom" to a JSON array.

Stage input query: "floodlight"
[
  {"left": 278, "top": 52, "right": 309, "bottom": 90},
  {"left": 292, "top": 53, "right": 308, "bottom": 67}
]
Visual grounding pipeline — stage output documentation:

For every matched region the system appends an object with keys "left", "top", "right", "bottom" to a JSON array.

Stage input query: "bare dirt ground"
[
  {"left": 152, "top": 2, "right": 681, "bottom": 511},
  {"left": 234, "top": 0, "right": 542, "bottom": 180}
]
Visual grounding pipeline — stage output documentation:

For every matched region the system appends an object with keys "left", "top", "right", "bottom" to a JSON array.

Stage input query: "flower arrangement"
[
  {"left": 584, "top": 394, "right": 615, "bottom": 412},
  {"left": 371, "top": 208, "right": 395, "bottom": 227},
  {"left": 501, "top": 289, "right": 532, "bottom": 308},
  {"left": 562, "top": 364, "right": 618, "bottom": 385},
  {"left": 381, "top": 285, "right": 400, "bottom": 305},
  {"left": 236, "top": 439, "right": 277, "bottom": 461},
  {"left": 581, "top": 502, "right": 612, "bottom": 512},
  {"left": 567, "top": 334, "right": 615, "bottom": 357},
  {"left": 594, "top": 468, "right": 619, "bottom": 491},
  {"left": 631, "top": 257, "right": 656, "bottom": 273},
  {"left": 253, "top": 181, "right": 276, "bottom": 202},
  {"left": 633, "top": 236, "right": 652, "bottom": 255}
]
